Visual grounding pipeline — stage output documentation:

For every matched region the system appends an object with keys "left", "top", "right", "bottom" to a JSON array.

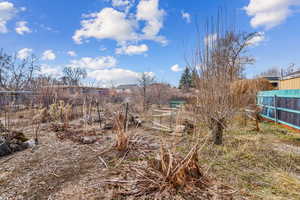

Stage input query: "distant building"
[
  {"left": 0, "top": 90, "right": 34, "bottom": 106},
  {"left": 43, "top": 85, "right": 110, "bottom": 97},
  {"left": 116, "top": 84, "right": 138, "bottom": 93}
]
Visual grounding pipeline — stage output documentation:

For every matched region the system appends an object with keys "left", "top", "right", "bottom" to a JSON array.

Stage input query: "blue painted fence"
[{"left": 257, "top": 89, "right": 300, "bottom": 130}]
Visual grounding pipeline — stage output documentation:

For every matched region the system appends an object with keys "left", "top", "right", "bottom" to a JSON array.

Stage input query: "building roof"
[
  {"left": 261, "top": 76, "right": 280, "bottom": 81},
  {"left": 42, "top": 85, "right": 108, "bottom": 90},
  {"left": 0, "top": 91, "right": 34, "bottom": 94},
  {"left": 116, "top": 84, "right": 138, "bottom": 90}
]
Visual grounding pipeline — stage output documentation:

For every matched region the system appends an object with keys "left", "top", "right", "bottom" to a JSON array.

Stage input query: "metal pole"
[
  {"left": 274, "top": 95, "right": 278, "bottom": 123},
  {"left": 96, "top": 100, "right": 102, "bottom": 128}
]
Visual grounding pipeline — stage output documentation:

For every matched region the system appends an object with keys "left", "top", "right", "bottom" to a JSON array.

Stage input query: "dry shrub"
[
  {"left": 157, "top": 142, "right": 204, "bottom": 188},
  {"left": 113, "top": 113, "right": 128, "bottom": 151},
  {"left": 230, "top": 78, "right": 273, "bottom": 106},
  {"left": 123, "top": 141, "right": 234, "bottom": 199}
]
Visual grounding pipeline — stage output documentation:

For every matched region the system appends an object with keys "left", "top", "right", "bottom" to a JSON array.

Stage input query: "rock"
[
  {"left": 0, "top": 140, "right": 12, "bottom": 157},
  {"left": 9, "top": 143, "right": 23, "bottom": 152},
  {"left": 23, "top": 139, "right": 37, "bottom": 148},
  {"left": 8, "top": 138, "right": 28, "bottom": 152},
  {"left": 81, "top": 136, "right": 97, "bottom": 144}
]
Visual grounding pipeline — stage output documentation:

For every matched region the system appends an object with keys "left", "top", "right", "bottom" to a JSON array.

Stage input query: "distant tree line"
[
  {"left": 0, "top": 49, "right": 87, "bottom": 91},
  {"left": 258, "top": 63, "right": 299, "bottom": 78}
]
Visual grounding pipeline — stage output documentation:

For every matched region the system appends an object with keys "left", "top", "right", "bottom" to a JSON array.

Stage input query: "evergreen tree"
[
  {"left": 191, "top": 68, "right": 198, "bottom": 88},
  {"left": 179, "top": 67, "right": 192, "bottom": 89}
]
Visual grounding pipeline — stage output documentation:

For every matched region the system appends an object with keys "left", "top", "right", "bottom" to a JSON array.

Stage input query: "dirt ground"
[{"left": 1, "top": 115, "right": 300, "bottom": 200}]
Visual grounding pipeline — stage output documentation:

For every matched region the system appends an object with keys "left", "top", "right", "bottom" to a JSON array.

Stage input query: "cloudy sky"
[{"left": 1, "top": 0, "right": 300, "bottom": 86}]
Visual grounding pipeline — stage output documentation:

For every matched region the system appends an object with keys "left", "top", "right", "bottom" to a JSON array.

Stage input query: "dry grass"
[
  {"left": 193, "top": 121, "right": 300, "bottom": 200},
  {"left": 1, "top": 105, "right": 300, "bottom": 200}
]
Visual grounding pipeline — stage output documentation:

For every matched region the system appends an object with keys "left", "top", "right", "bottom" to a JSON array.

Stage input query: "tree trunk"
[{"left": 212, "top": 119, "right": 223, "bottom": 145}]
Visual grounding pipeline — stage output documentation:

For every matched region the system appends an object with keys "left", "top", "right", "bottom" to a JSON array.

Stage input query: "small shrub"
[{"left": 49, "top": 101, "right": 72, "bottom": 123}]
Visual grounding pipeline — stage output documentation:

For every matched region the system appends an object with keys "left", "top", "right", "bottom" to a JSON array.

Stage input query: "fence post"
[
  {"left": 124, "top": 102, "right": 129, "bottom": 132},
  {"left": 274, "top": 95, "right": 278, "bottom": 124}
]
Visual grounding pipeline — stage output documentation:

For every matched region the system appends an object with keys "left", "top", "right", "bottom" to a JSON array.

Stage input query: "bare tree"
[
  {"left": 138, "top": 72, "right": 155, "bottom": 111},
  {"left": 282, "top": 63, "right": 299, "bottom": 77},
  {"left": 189, "top": 17, "right": 258, "bottom": 145},
  {"left": 148, "top": 82, "right": 172, "bottom": 106},
  {"left": 62, "top": 66, "right": 87, "bottom": 86},
  {"left": 0, "top": 49, "right": 40, "bottom": 91},
  {"left": 259, "top": 67, "right": 281, "bottom": 77},
  {"left": 31, "top": 75, "right": 62, "bottom": 107}
]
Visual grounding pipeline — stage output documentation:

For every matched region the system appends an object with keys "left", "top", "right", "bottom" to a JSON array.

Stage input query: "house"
[{"left": 280, "top": 70, "right": 300, "bottom": 90}]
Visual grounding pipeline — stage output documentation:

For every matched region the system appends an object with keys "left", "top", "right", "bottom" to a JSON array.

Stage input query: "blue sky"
[{"left": 0, "top": 0, "right": 300, "bottom": 87}]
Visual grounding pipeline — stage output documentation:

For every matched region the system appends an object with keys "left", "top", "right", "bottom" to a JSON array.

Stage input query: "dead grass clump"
[
  {"left": 114, "top": 113, "right": 128, "bottom": 151},
  {"left": 120, "top": 141, "right": 235, "bottom": 199},
  {"left": 230, "top": 78, "right": 273, "bottom": 106}
]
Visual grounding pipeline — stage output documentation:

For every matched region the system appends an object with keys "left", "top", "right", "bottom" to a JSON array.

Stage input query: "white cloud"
[
  {"left": 70, "top": 56, "right": 117, "bottom": 70},
  {"left": 88, "top": 68, "right": 140, "bottom": 86},
  {"left": 20, "top": 7, "right": 26, "bottom": 12},
  {"left": 67, "top": 51, "right": 77, "bottom": 57},
  {"left": 244, "top": 0, "right": 300, "bottom": 29},
  {"left": 73, "top": 7, "right": 137, "bottom": 44},
  {"left": 171, "top": 64, "right": 182, "bottom": 72},
  {"left": 42, "top": 50, "right": 56, "bottom": 61},
  {"left": 111, "top": 0, "right": 131, "bottom": 7},
  {"left": 136, "top": 0, "right": 166, "bottom": 43},
  {"left": 111, "top": 0, "right": 135, "bottom": 14},
  {"left": 39, "top": 64, "right": 62, "bottom": 77},
  {"left": 17, "top": 48, "right": 32, "bottom": 59},
  {"left": 15, "top": 21, "right": 31, "bottom": 35},
  {"left": 247, "top": 32, "right": 265, "bottom": 46},
  {"left": 181, "top": 11, "right": 191, "bottom": 23},
  {"left": 0, "top": 1, "right": 17, "bottom": 33},
  {"left": 40, "top": 24, "right": 57, "bottom": 32},
  {"left": 116, "top": 44, "right": 148, "bottom": 55},
  {"left": 73, "top": 0, "right": 167, "bottom": 45},
  {"left": 144, "top": 71, "right": 155, "bottom": 79},
  {"left": 110, "top": 0, "right": 134, "bottom": 12}
]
